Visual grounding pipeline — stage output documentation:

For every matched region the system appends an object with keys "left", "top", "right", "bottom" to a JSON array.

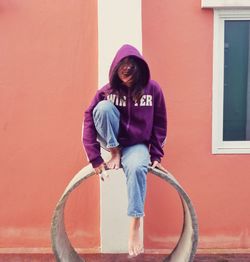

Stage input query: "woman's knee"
[
  {"left": 93, "top": 100, "right": 119, "bottom": 119},
  {"left": 93, "top": 100, "right": 113, "bottom": 116}
]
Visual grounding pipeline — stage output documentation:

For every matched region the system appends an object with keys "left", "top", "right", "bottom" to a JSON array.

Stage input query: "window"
[
  {"left": 212, "top": 9, "right": 250, "bottom": 153},
  {"left": 223, "top": 20, "right": 250, "bottom": 142}
]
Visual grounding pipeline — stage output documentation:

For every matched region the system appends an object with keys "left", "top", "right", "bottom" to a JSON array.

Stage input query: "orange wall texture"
[
  {"left": 0, "top": 1, "right": 99, "bottom": 249},
  {"left": 143, "top": 0, "right": 250, "bottom": 250},
  {"left": 1, "top": 0, "right": 250, "bottom": 253}
]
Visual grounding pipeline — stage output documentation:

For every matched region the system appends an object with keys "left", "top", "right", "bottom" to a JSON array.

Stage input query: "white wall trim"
[
  {"left": 202, "top": 0, "right": 250, "bottom": 8},
  {"left": 97, "top": 0, "right": 142, "bottom": 252},
  {"left": 212, "top": 9, "right": 250, "bottom": 154},
  {"left": 98, "top": 0, "right": 142, "bottom": 87}
]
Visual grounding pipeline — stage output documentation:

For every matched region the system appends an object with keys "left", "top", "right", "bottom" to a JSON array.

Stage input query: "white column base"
[{"left": 100, "top": 149, "right": 143, "bottom": 253}]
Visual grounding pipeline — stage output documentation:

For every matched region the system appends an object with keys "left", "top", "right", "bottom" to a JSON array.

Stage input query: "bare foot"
[
  {"left": 128, "top": 218, "right": 144, "bottom": 257},
  {"left": 106, "top": 147, "right": 121, "bottom": 169}
]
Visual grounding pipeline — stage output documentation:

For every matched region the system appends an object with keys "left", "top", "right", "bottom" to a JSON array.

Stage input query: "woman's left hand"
[{"left": 152, "top": 160, "right": 168, "bottom": 173}]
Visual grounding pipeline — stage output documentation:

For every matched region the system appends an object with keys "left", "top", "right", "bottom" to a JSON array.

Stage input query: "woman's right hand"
[{"left": 95, "top": 163, "right": 109, "bottom": 181}]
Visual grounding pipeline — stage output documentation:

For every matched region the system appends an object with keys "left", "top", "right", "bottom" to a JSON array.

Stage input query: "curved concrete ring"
[
  {"left": 148, "top": 166, "right": 198, "bottom": 262},
  {"left": 51, "top": 165, "right": 198, "bottom": 262}
]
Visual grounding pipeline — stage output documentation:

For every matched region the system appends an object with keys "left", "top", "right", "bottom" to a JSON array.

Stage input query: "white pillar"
[{"left": 97, "top": 0, "right": 142, "bottom": 253}]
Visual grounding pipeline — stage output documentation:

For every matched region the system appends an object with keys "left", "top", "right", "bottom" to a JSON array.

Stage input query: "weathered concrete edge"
[
  {"left": 51, "top": 166, "right": 198, "bottom": 262},
  {"left": 148, "top": 167, "right": 198, "bottom": 262}
]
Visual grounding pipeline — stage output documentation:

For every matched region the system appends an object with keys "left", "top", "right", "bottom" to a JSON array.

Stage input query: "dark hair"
[{"left": 109, "top": 56, "right": 149, "bottom": 102}]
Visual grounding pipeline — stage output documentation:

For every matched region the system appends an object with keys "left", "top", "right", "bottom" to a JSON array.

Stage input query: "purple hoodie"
[{"left": 82, "top": 44, "right": 167, "bottom": 168}]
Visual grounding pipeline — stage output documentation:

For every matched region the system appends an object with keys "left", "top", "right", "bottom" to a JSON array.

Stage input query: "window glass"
[{"left": 223, "top": 20, "right": 250, "bottom": 141}]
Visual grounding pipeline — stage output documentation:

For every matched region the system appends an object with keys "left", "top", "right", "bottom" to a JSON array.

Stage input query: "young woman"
[{"left": 82, "top": 44, "right": 167, "bottom": 257}]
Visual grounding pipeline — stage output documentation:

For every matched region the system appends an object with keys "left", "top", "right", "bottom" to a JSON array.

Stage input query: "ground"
[{"left": 0, "top": 253, "right": 250, "bottom": 262}]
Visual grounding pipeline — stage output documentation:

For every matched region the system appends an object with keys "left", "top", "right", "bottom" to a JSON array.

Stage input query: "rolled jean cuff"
[
  {"left": 127, "top": 212, "right": 145, "bottom": 218},
  {"left": 106, "top": 142, "right": 119, "bottom": 149}
]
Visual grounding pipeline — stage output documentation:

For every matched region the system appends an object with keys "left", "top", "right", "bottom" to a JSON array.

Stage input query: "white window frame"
[
  {"left": 202, "top": 1, "right": 250, "bottom": 154},
  {"left": 202, "top": 0, "right": 250, "bottom": 8}
]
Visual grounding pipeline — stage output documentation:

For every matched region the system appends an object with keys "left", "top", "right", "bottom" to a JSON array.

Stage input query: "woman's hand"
[
  {"left": 151, "top": 160, "right": 168, "bottom": 173},
  {"left": 95, "top": 163, "right": 109, "bottom": 181}
]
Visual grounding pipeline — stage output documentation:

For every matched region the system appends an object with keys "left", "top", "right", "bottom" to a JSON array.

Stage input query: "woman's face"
[{"left": 117, "top": 58, "right": 137, "bottom": 87}]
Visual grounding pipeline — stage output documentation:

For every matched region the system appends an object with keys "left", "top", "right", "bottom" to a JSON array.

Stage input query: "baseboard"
[
  {"left": 0, "top": 247, "right": 100, "bottom": 254},
  {"left": 145, "top": 248, "right": 250, "bottom": 254},
  {"left": 1, "top": 247, "right": 250, "bottom": 254}
]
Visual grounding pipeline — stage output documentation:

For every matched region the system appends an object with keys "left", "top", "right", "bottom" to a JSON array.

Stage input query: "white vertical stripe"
[
  {"left": 97, "top": 0, "right": 142, "bottom": 253},
  {"left": 98, "top": 0, "right": 142, "bottom": 87}
]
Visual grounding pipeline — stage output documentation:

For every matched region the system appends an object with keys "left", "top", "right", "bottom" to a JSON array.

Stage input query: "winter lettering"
[
  {"left": 134, "top": 95, "right": 153, "bottom": 106},
  {"left": 140, "top": 95, "right": 152, "bottom": 106},
  {"left": 107, "top": 94, "right": 127, "bottom": 107},
  {"left": 107, "top": 94, "right": 152, "bottom": 107}
]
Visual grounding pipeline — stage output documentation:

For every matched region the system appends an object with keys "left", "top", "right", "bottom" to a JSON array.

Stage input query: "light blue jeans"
[{"left": 93, "top": 100, "right": 150, "bottom": 217}]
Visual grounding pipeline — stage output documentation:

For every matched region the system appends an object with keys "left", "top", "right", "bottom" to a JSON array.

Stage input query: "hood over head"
[{"left": 108, "top": 44, "right": 150, "bottom": 86}]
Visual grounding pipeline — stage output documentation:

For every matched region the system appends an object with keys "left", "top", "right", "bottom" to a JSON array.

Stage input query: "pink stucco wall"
[
  {"left": 1, "top": 0, "right": 250, "bottom": 253},
  {"left": 0, "top": 0, "right": 99, "bottom": 250},
  {"left": 143, "top": 0, "right": 250, "bottom": 250}
]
